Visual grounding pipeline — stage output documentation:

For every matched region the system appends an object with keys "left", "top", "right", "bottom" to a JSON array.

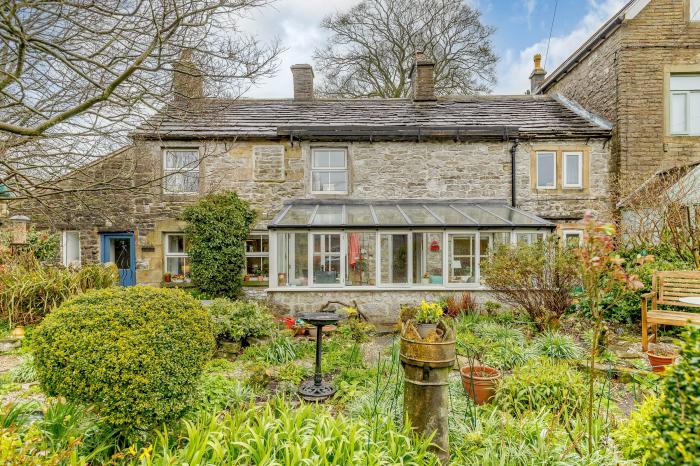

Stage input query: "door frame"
[{"left": 100, "top": 232, "right": 136, "bottom": 286}]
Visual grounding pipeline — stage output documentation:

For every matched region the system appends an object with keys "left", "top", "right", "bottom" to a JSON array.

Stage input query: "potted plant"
[
  {"left": 647, "top": 348, "right": 677, "bottom": 373},
  {"left": 414, "top": 300, "right": 444, "bottom": 338},
  {"left": 460, "top": 365, "right": 501, "bottom": 405},
  {"left": 163, "top": 272, "right": 172, "bottom": 283},
  {"left": 421, "top": 272, "right": 430, "bottom": 285}
]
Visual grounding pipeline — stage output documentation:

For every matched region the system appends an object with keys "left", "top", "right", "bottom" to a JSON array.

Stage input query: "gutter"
[{"left": 510, "top": 140, "right": 519, "bottom": 208}]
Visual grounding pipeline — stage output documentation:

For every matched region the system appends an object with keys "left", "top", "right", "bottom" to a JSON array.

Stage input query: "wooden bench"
[{"left": 641, "top": 271, "right": 700, "bottom": 351}]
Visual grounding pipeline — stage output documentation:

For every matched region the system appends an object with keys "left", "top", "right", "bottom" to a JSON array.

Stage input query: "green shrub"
[
  {"left": 31, "top": 287, "right": 214, "bottom": 433},
  {"left": 616, "top": 328, "right": 700, "bottom": 465},
  {"left": 473, "top": 321, "right": 524, "bottom": 345},
  {"left": 183, "top": 192, "right": 256, "bottom": 298},
  {"left": 532, "top": 331, "right": 581, "bottom": 360},
  {"left": 208, "top": 298, "right": 274, "bottom": 342},
  {"left": 481, "top": 237, "right": 579, "bottom": 330},
  {"left": 482, "top": 341, "right": 532, "bottom": 370},
  {"left": 194, "top": 373, "right": 252, "bottom": 412},
  {"left": 494, "top": 358, "right": 587, "bottom": 420}
]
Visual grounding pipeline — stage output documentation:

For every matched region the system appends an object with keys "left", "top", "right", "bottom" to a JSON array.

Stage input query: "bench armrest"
[{"left": 641, "top": 292, "right": 654, "bottom": 300}]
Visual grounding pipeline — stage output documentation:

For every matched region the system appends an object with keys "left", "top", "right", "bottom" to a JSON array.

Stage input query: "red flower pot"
[
  {"left": 647, "top": 351, "right": 676, "bottom": 373},
  {"left": 460, "top": 365, "right": 501, "bottom": 405}
]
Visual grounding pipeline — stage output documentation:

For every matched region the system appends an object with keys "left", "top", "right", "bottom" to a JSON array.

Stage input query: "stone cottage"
[
  {"left": 10, "top": 52, "right": 613, "bottom": 322},
  {"left": 536, "top": 0, "right": 700, "bottom": 195}
]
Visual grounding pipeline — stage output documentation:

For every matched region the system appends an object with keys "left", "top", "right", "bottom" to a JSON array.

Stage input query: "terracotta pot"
[
  {"left": 307, "top": 325, "right": 336, "bottom": 338},
  {"left": 416, "top": 323, "right": 438, "bottom": 339},
  {"left": 10, "top": 326, "right": 25, "bottom": 338},
  {"left": 647, "top": 351, "right": 676, "bottom": 373},
  {"left": 460, "top": 365, "right": 501, "bottom": 405}
]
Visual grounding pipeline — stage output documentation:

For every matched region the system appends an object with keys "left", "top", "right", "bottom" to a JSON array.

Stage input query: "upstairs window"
[
  {"left": 692, "top": 0, "right": 700, "bottom": 21},
  {"left": 563, "top": 152, "right": 583, "bottom": 188},
  {"left": 163, "top": 149, "right": 199, "bottom": 193},
  {"left": 311, "top": 148, "right": 348, "bottom": 194},
  {"left": 670, "top": 74, "right": 700, "bottom": 135},
  {"left": 536, "top": 152, "right": 556, "bottom": 189}
]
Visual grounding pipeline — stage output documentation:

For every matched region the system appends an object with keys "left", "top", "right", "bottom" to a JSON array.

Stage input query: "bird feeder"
[{"left": 9, "top": 215, "right": 30, "bottom": 245}]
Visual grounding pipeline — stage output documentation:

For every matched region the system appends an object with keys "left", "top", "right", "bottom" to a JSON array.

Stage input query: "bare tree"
[
  {"left": 0, "top": 0, "right": 282, "bottom": 201},
  {"left": 312, "top": 0, "right": 497, "bottom": 98},
  {"left": 618, "top": 165, "right": 700, "bottom": 268}
]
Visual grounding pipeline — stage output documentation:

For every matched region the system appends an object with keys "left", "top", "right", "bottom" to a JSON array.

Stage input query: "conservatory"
[{"left": 267, "top": 200, "right": 554, "bottom": 290}]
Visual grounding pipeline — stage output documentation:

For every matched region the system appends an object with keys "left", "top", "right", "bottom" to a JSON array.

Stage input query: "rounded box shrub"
[{"left": 31, "top": 286, "right": 214, "bottom": 433}]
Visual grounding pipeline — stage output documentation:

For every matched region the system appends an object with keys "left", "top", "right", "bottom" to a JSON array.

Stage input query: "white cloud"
[
  {"left": 240, "top": 0, "right": 361, "bottom": 98},
  {"left": 494, "top": 0, "right": 628, "bottom": 95},
  {"left": 524, "top": 0, "right": 536, "bottom": 29}
]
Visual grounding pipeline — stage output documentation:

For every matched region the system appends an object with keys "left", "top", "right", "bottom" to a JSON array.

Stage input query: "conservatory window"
[
  {"left": 62, "top": 231, "right": 80, "bottom": 267},
  {"left": 448, "top": 234, "right": 476, "bottom": 284},
  {"left": 346, "top": 232, "right": 376, "bottom": 286},
  {"left": 245, "top": 233, "right": 269, "bottom": 283},
  {"left": 277, "top": 233, "right": 309, "bottom": 286},
  {"left": 311, "top": 148, "right": 348, "bottom": 194},
  {"left": 692, "top": 0, "right": 700, "bottom": 21},
  {"left": 313, "top": 234, "right": 342, "bottom": 285},
  {"left": 164, "top": 233, "right": 190, "bottom": 280},
  {"left": 163, "top": 149, "right": 199, "bottom": 193},
  {"left": 516, "top": 232, "right": 544, "bottom": 245},
  {"left": 670, "top": 74, "right": 700, "bottom": 135},
  {"left": 380, "top": 233, "right": 409, "bottom": 284},
  {"left": 412, "top": 232, "right": 444, "bottom": 285},
  {"left": 536, "top": 152, "right": 556, "bottom": 189}
]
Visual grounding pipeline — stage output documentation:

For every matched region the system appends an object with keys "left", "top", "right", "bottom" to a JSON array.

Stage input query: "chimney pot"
[
  {"left": 173, "top": 49, "right": 204, "bottom": 101},
  {"left": 529, "top": 54, "right": 547, "bottom": 94},
  {"left": 291, "top": 64, "right": 314, "bottom": 101},
  {"left": 411, "top": 51, "right": 436, "bottom": 102}
]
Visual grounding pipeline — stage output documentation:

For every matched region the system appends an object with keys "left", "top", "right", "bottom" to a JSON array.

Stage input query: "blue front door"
[{"left": 100, "top": 233, "right": 136, "bottom": 286}]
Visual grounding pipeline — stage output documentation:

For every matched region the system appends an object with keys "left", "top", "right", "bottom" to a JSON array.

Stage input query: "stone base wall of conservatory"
[{"left": 268, "top": 288, "right": 497, "bottom": 325}]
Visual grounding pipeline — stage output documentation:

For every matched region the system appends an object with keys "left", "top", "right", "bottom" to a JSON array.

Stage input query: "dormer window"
[
  {"left": 311, "top": 148, "right": 348, "bottom": 194},
  {"left": 691, "top": 0, "right": 700, "bottom": 21}
]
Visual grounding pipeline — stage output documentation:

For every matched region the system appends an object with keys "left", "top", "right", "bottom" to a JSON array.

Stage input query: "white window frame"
[
  {"left": 669, "top": 74, "right": 700, "bottom": 136},
  {"left": 268, "top": 229, "right": 547, "bottom": 291},
  {"left": 691, "top": 0, "right": 700, "bottom": 22},
  {"left": 536, "top": 151, "right": 557, "bottom": 189},
  {"left": 245, "top": 233, "right": 269, "bottom": 283},
  {"left": 310, "top": 148, "right": 348, "bottom": 195},
  {"left": 310, "top": 232, "right": 345, "bottom": 287},
  {"left": 163, "top": 233, "right": 189, "bottom": 277},
  {"left": 561, "top": 229, "right": 583, "bottom": 248},
  {"left": 562, "top": 151, "right": 583, "bottom": 188},
  {"left": 163, "top": 148, "right": 200, "bottom": 194},
  {"left": 62, "top": 231, "right": 81, "bottom": 266}
]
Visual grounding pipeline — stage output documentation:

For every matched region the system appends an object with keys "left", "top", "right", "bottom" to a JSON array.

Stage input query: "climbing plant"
[{"left": 182, "top": 192, "right": 256, "bottom": 298}]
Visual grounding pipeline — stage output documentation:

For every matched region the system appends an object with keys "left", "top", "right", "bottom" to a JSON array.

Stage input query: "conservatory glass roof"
[{"left": 269, "top": 200, "right": 553, "bottom": 229}]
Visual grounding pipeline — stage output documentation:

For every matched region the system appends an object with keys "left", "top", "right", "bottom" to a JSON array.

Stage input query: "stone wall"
[
  {"left": 268, "top": 288, "right": 498, "bottom": 325},
  {"left": 11, "top": 135, "right": 611, "bottom": 288},
  {"left": 546, "top": 0, "right": 700, "bottom": 193}
]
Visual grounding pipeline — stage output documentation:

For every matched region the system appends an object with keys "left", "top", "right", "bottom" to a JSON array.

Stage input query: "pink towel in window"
[{"left": 348, "top": 233, "right": 360, "bottom": 268}]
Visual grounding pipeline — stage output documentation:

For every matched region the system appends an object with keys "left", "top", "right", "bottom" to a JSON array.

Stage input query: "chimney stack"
[
  {"left": 173, "top": 49, "right": 203, "bottom": 100},
  {"left": 411, "top": 52, "right": 436, "bottom": 101},
  {"left": 291, "top": 64, "right": 314, "bottom": 101},
  {"left": 529, "top": 54, "right": 547, "bottom": 94}
]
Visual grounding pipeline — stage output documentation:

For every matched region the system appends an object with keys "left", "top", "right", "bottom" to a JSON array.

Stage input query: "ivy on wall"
[{"left": 182, "top": 192, "right": 256, "bottom": 298}]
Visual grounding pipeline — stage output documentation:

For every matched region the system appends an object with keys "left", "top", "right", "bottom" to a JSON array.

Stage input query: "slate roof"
[{"left": 134, "top": 95, "right": 612, "bottom": 140}]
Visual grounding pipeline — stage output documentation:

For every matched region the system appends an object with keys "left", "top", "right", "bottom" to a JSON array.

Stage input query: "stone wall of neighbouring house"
[
  {"left": 547, "top": 27, "right": 622, "bottom": 124},
  {"left": 268, "top": 289, "right": 498, "bottom": 325},
  {"left": 11, "top": 136, "right": 611, "bottom": 286},
  {"left": 546, "top": 0, "right": 700, "bottom": 193}
]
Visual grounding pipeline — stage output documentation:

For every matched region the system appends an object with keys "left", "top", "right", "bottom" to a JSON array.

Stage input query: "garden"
[{"left": 0, "top": 197, "right": 699, "bottom": 465}]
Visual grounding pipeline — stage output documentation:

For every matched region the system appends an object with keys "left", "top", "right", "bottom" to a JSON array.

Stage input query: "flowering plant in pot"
[
  {"left": 414, "top": 300, "right": 444, "bottom": 338},
  {"left": 646, "top": 347, "right": 677, "bottom": 373}
]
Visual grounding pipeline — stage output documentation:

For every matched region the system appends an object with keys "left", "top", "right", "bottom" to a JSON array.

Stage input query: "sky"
[{"left": 238, "top": 0, "right": 629, "bottom": 97}]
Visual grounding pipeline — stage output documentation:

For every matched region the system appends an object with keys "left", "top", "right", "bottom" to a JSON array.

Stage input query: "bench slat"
[{"left": 648, "top": 311, "right": 700, "bottom": 326}]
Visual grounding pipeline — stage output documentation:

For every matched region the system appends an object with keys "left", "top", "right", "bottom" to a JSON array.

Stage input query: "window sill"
[
  {"left": 243, "top": 281, "right": 269, "bottom": 287},
  {"left": 269, "top": 285, "right": 488, "bottom": 292}
]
